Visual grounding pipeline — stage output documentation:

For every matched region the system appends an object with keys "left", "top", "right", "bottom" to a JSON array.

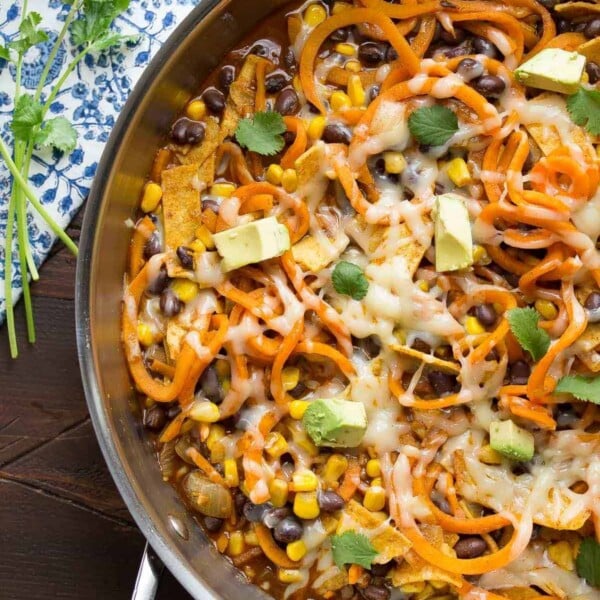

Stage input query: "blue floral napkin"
[{"left": 0, "top": 0, "right": 198, "bottom": 323}]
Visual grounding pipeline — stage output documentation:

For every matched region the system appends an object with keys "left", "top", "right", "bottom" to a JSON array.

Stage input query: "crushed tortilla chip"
[
  {"left": 165, "top": 321, "right": 187, "bottom": 361},
  {"left": 314, "top": 568, "right": 347, "bottom": 594},
  {"left": 578, "top": 37, "right": 600, "bottom": 64},
  {"left": 390, "top": 344, "right": 461, "bottom": 374},
  {"left": 574, "top": 323, "right": 600, "bottom": 371},
  {"left": 555, "top": 1, "right": 600, "bottom": 18},
  {"left": 336, "top": 500, "right": 411, "bottom": 564},
  {"left": 392, "top": 553, "right": 463, "bottom": 589},
  {"left": 292, "top": 235, "right": 335, "bottom": 273},
  {"left": 296, "top": 143, "right": 328, "bottom": 190}
]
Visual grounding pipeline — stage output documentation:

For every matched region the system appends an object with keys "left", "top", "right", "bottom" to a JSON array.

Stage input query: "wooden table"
[{"left": 0, "top": 210, "right": 192, "bottom": 600}]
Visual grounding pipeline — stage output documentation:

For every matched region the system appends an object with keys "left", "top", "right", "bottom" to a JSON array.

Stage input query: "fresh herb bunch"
[{"left": 0, "top": 0, "right": 136, "bottom": 358}]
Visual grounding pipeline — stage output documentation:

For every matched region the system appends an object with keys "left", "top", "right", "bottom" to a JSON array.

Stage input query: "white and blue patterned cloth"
[{"left": 0, "top": 0, "right": 198, "bottom": 322}]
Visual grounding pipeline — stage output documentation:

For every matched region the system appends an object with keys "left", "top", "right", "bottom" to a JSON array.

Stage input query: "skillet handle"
[{"left": 132, "top": 542, "right": 165, "bottom": 600}]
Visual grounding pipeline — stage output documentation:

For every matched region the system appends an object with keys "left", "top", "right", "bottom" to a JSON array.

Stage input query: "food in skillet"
[{"left": 122, "top": 1, "right": 600, "bottom": 598}]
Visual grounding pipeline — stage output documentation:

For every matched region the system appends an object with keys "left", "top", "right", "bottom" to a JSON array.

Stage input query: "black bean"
[
  {"left": 412, "top": 338, "right": 431, "bottom": 353},
  {"left": 433, "top": 496, "right": 452, "bottom": 514},
  {"left": 556, "top": 405, "right": 578, "bottom": 429},
  {"left": 243, "top": 501, "right": 270, "bottom": 522},
  {"left": 283, "top": 130, "right": 296, "bottom": 145},
  {"left": 170, "top": 118, "right": 206, "bottom": 145},
  {"left": 435, "top": 42, "right": 472, "bottom": 59},
  {"left": 284, "top": 47, "right": 296, "bottom": 70},
  {"left": 203, "top": 516, "right": 224, "bottom": 532},
  {"left": 386, "top": 46, "right": 398, "bottom": 62},
  {"left": 143, "top": 233, "right": 161, "bottom": 259},
  {"left": 176, "top": 245, "right": 194, "bottom": 270},
  {"left": 473, "top": 36, "right": 498, "bottom": 58},
  {"left": 574, "top": 22, "right": 588, "bottom": 33},
  {"left": 203, "top": 88, "right": 226, "bottom": 115},
  {"left": 556, "top": 18, "right": 572, "bottom": 34},
  {"left": 274, "top": 88, "right": 300, "bottom": 115},
  {"left": 509, "top": 359, "right": 531, "bottom": 385},
  {"left": 367, "top": 85, "right": 380, "bottom": 104},
  {"left": 361, "top": 585, "right": 390, "bottom": 600},
  {"left": 233, "top": 490, "right": 246, "bottom": 513},
  {"left": 273, "top": 517, "right": 303, "bottom": 543},
  {"left": 318, "top": 491, "right": 345, "bottom": 512},
  {"left": 262, "top": 507, "right": 290, "bottom": 529},
  {"left": 454, "top": 536, "right": 487, "bottom": 558},
  {"left": 330, "top": 28, "right": 350, "bottom": 42},
  {"left": 358, "top": 42, "right": 387, "bottom": 66},
  {"left": 340, "top": 585, "right": 356, "bottom": 600},
  {"left": 586, "top": 61, "right": 600, "bottom": 85},
  {"left": 537, "top": 0, "right": 560, "bottom": 7},
  {"left": 323, "top": 123, "right": 352, "bottom": 144},
  {"left": 289, "top": 381, "right": 308, "bottom": 399},
  {"left": 439, "top": 26, "right": 466, "bottom": 44},
  {"left": 143, "top": 405, "right": 166, "bottom": 431},
  {"left": 475, "top": 303, "right": 497, "bottom": 327},
  {"left": 523, "top": 150, "right": 535, "bottom": 173},
  {"left": 427, "top": 371, "right": 457, "bottom": 396},
  {"left": 585, "top": 291, "right": 600, "bottom": 311},
  {"left": 166, "top": 403, "right": 181, "bottom": 419},
  {"left": 585, "top": 19, "right": 600, "bottom": 39},
  {"left": 202, "top": 198, "right": 220, "bottom": 213},
  {"left": 370, "top": 562, "right": 393, "bottom": 577},
  {"left": 160, "top": 289, "right": 182, "bottom": 317},
  {"left": 457, "top": 58, "right": 484, "bottom": 81},
  {"left": 434, "top": 181, "right": 445, "bottom": 195},
  {"left": 218, "top": 65, "right": 235, "bottom": 93},
  {"left": 472, "top": 75, "right": 506, "bottom": 98},
  {"left": 249, "top": 42, "right": 269, "bottom": 57},
  {"left": 147, "top": 265, "right": 169, "bottom": 295},
  {"left": 265, "top": 72, "right": 289, "bottom": 94},
  {"left": 199, "top": 365, "right": 222, "bottom": 404}
]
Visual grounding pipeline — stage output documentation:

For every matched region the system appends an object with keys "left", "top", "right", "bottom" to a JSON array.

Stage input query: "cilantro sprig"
[
  {"left": 331, "top": 531, "right": 378, "bottom": 570},
  {"left": 555, "top": 375, "right": 600, "bottom": 404},
  {"left": 332, "top": 261, "right": 369, "bottom": 301},
  {"left": 567, "top": 86, "right": 600, "bottom": 136},
  {"left": 576, "top": 537, "right": 600, "bottom": 588},
  {"left": 0, "top": 0, "right": 136, "bottom": 358},
  {"left": 235, "top": 111, "right": 286, "bottom": 156},
  {"left": 507, "top": 307, "right": 551, "bottom": 362},
  {"left": 408, "top": 105, "right": 458, "bottom": 146}
]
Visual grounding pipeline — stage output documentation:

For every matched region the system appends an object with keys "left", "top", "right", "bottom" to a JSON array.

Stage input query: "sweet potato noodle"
[{"left": 122, "top": 1, "right": 600, "bottom": 598}]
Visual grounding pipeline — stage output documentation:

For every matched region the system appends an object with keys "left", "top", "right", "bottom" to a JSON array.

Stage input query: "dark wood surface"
[{"left": 0, "top": 209, "right": 193, "bottom": 600}]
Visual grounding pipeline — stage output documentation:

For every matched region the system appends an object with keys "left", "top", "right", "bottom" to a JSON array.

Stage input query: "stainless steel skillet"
[{"left": 75, "top": 1, "right": 288, "bottom": 597}]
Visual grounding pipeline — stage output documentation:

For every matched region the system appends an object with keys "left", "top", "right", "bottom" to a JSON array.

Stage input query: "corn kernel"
[
  {"left": 581, "top": 71, "right": 589, "bottom": 84},
  {"left": 215, "top": 359, "right": 230, "bottom": 379},
  {"left": 347, "top": 74, "right": 365, "bottom": 107},
  {"left": 189, "top": 401, "right": 220, "bottom": 423},
  {"left": 228, "top": 531, "right": 245, "bottom": 557},
  {"left": 137, "top": 322, "right": 155, "bottom": 347},
  {"left": 141, "top": 182, "right": 163, "bottom": 213},
  {"left": 244, "top": 531, "right": 259, "bottom": 546},
  {"left": 293, "top": 469, "right": 318, "bottom": 492},
  {"left": 222, "top": 378, "right": 231, "bottom": 394},
  {"left": 371, "top": 477, "right": 382, "bottom": 487},
  {"left": 304, "top": 3, "right": 327, "bottom": 27},
  {"left": 293, "top": 75, "right": 302, "bottom": 94},
  {"left": 195, "top": 224, "right": 215, "bottom": 249},
  {"left": 210, "top": 183, "right": 236, "bottom": 198},
  {"left": 364, "top": 486, "right": 386, "bottom": 512},
  {"left": 479, "top": 444, "right": 503, "bottom": 465},
  {"left": 417, "top": 279, "right": 429, "bottom": 293},
  {"left": 321, "top": 515, "right": 339, "bottom": 534},
  {"left": 345, "top": 59, "right": 361, "bottom": 72},
  {"left": 287, "top": 540, "right": 307, "bottom": 561},
  {"left": 217, "top": 532, "right": 229, "bottom": 553},
  {"left": 282, "top": 169, "right": 298, "bottom": 193},
  {"left": 189, "top": 239, "right": 206, "bottom": 255},
  {"left": 224, "top": 458, "right": 239, "bottom": 486},
  {"left": 430, "top": 580, "right": 448, "bottom": 590},
  {"left": 171, "top": 279, "right": 199, "bottom": 303},
  {"left": 290, "top": 400, "right": 309, "bottom": 419},
  {"left": 278, "top": 569, "right": 304, "bottom": 583},
  {"left": 366, "top": 459, "right": 381, "bottom": 478},
  {"left": 400, "top": 582, "right": 426, "bottom": 594},
  {"left": 383, "top": 151, "right": 407, "bottom": 175},
  {"left": 465, "top": 315, "right": 486, "bottom": 335},
  {"left": 210, "top": 441, "right": 225, "bottom": 463},
  {"left": 265, "top": 432, "right": 289, "bottom": 458},
  {"left": 186, "top": 99, "right": 206, "bottom": 121},
  {"left": 206, "top": 424, "right": 225, "bottom": 450},
  {"left": 548, "top": 540, "right": 574, "bottom": 571},
  {"left": 447, "top": 157, "right": 472, "bottom": 187},
  {"left": 269, "top": 478, "right": 290, "bottom": 507},
  {"left": 294, "top": 491, "right": 320, "bottom": 519},
  {"left": 332, "top": 2, "right": 351, "bottom": 14},
  {"left": 282, "top": 366, "right": 301, "bottom": 391},
  {"left": 266, "top": 163, "right": 284, "bottom": 186},
  {"left": 472, "top": 244, "right": 489, "bottom": 264},
  {"left": 297, "top": 436, "right": 318, "bottom": 456},
  {"left": 307, "top": 116, "right": 327, "bottom": 140},
  {"left": 330, "top": 90, "right": 352, "bottom": 111},
  {"left": 535, "top": 299, "right": 558, "bottom": 321},
  {"left": 323, "top": 454, "right": 348, "bottom": 483}
]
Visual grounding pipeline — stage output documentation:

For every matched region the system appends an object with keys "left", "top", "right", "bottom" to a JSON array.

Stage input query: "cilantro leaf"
[
  {"left": 555, "top": 375, "right": 600, "bottom": 404},
  {"left": 34, "top": 117, "right": 78, "bottom": 153},
  {"left": 331, "top": 531, "right": 378, "bottom": 570},
  {"left": 567, "top": 87, "right": 600, "bottom": 136},
  {"left": 332, "top": 261, "right": 369, "bottom": 301},
  {"left": 506, "top": 307, "right": 551, "bottom": 362},
  {"left": 576, "top": 537, "right": 600, "bottom": 588},
  {"left": 8, "top": 12, "right": 48, "bottom": 56},
  {"left": 408, "top": 105, "right": 458, "bottom": 146},
  {"left": 234, "top": 111, "right": 286, "bottom": 156},
  {"left": 71, "top": 0, "right": 131, "bottom": 47},
  {"left": 11, "top": 94, "right": 44, "bottom": 142},
  {"left": 0, "top": 46, "right": 10, "bottom": 61}
]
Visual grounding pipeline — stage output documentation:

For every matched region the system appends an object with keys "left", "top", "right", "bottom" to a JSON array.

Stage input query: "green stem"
[
  {"left": 42, "top": 46, "right": 89, "bottom": 113},
  {"left": 16, "top": 195, "right": 36, "bottom": 344},
  {"left": 4, "top": 183, "right": 18, "bottom": 358},
  {"left": 0, "top": 137, "right": 78, "bottom": 256}
]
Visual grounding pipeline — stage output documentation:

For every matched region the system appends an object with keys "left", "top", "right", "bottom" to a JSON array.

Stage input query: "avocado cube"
[
  {"left": 302, "top": 398, "right": 367, "bottom": 448},
  {"left": 489, "top": 420, "right": 535, "bottom": 462},
  {"left": 434, "top": 193, "right": 473, "bottom": 272},
  {"left": 514, "top": 49, "right": 585, "bottom": 95}
]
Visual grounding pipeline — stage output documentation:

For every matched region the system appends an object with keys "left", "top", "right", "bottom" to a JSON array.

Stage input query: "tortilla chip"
[
  {"left": 390, "top": 344, "right": 461, "bottom": 374},
  {"left": 554, "top": 1, "right": 600, "bottom": 18},
  {"left": 314, "top": 569, "right": 347, "bottom": 594},
  {"left": 166, "top": 321, "right": 187, "bottom": 361},
  {"left": 296, "top": 143, "right": 328, "bottom": 188},
  {"left": 336, "top": 500, "right": 411, "bottom": 564},
  {"left": 292, "top": 235, "right": 334, "bottom": 273},
  {"left": 161, "top": 163, "right": 202, "bottom": 253},
  {"left": 230, "top": 55, "right": 269, "bottom": 117},
  {"left": 220, "top": 102, "right": 241, "bottom": 140},
  {"left": 579, "top": 37, "right": 600, "bottom": 64},
  {"left": 496, "top": 587, "right": 544, "bottom": 599},
  {"left": 392, "top": 550, "right": 462, "bottom": 589},
  {"left": 575, "top": 323, "right": 600, "bottom": 371}
]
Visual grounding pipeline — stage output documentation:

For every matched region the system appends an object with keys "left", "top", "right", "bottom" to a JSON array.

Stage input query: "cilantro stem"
[
  {"left": 4, "top": 185, "right": 18, "bottom": 359},
  {"left": 0, "top": 136, "right": 78, "bottom": 256}
]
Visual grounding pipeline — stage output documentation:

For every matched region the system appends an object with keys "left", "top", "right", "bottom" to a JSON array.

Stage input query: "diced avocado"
[
  {"left": 434, "top": 193, "right": 473, "bottom": 272},
  {"left": 489, "top": 420, "right": 535, "bottom": 462},
  {"left": 212, "top": 216, "right": 290, "bottom": 272},
  {"left": 514, "top": 49, "right": 585, "bottom": 95},
  {"left": 302, "top": 398, "right": 367, "bottom": 448}
]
